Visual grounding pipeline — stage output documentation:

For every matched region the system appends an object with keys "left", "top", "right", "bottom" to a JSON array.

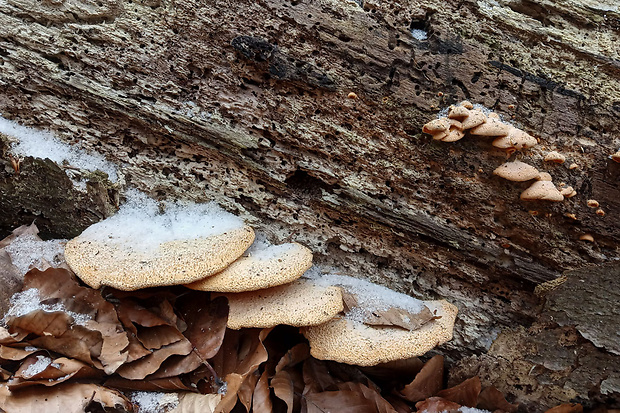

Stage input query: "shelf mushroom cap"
[
  {"left": 469, "top": 117, "right": 511, "bottom": 136},
  {"left": 422, "top": 118, "right": 450, "bottom": 135},
  {"left": 460, "top": 109, "right": 487, "bottom": 130},
  {"left": 544, "top": 151, "right": 566, "bottom": 164},
  {"left": 493, "top": 161, "right": 540, "bottom": 181},
  {"left": 520, "top": 181, "right": 564, "bottom": 202},
  {"left": 186, "top": 242, "right": 312, "bottom": 293},
  {"left": 65, "top": 226, "right": 255, "bottom": 291},
  {"left": 302, "top": 300, "right": 458, "bottom": 366},
  {"left": 492, "top": 127, "right": 537, "bottom": 150},
  {"left": 447, "top": 105, "right": 470, "bottom": 120},
  {"left": 64, "top": 195, "right": 255, "bottom": 290},
  {"left": 218, "top": 278, "right": 344, "bottom": 330}
]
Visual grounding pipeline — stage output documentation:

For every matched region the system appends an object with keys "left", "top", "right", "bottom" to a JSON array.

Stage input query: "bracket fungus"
[
  {"left": 520, "top": 181, "right": 564, "bottom": 202},
  {"left": 612, "top": 151, "right": 620, "bottom": 163},
  {"left": 493, "top": 161, "right": 540, "bottom": 182},
  {"left": 218, "top": 278, "right": 344, "bottom": 330},
  {"left": 544, "top": 151, "right": 566, "bottom": 164},
  {"left": 300, "top": 274, "right": 458, "bottom": 366},
  {"left": 64, "top": 194, "right": 255, "bottom": 290},
  {"left": 491, "top": 127, "right": 537, "bottom": 151},
  {"left": 186, "top": 238, "right": 312, "bottom": 293}
]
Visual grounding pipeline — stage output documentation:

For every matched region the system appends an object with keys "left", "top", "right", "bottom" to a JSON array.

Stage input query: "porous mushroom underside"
[
  {"left": 186, "top": 242, "right": 313, "bottom": 293},
  {"left": 64, "top": 226, "right": 255, "bottom": 290},
  {"left": 301, "top": 300, "right": 458, "bottom": 366},
  {"left": 218, "top": 278, "right": 345, "bottom": 330}
]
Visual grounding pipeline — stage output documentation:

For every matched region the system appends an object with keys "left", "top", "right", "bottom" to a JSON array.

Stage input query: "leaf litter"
[{"left": 0, "top": 225, "right": 598, "bottom": 413}]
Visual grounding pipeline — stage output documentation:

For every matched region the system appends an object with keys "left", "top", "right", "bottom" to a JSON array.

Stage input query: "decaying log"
[{"left": 0, "top": 0, "right": 619, "bottom": 408}]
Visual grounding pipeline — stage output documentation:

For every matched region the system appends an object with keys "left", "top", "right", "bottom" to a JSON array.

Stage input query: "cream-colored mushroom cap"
[
  {"left": 493, "top": 161, "right": 540, "bottom": 181},
  {"left": 422, "top": 118, "right": 450, "bottom": 135},
  {"left": 492, "top": 127, "right": 537, "bottom": 150},
  {"left": 470, "top": 117, "right": 511, "bottom": 136},
  {"left": 520, "top": 181, "right": 564, "bottom": 202},
  {"left": 459, "top": 100, "right": 474, "bottom": 110},
  {"left": 220, "top": 279, "right": 344, "bottom": 330},
  {"left": 186, "top": 241, "right": 312, "bottom": 293},
  {"left": 544, "top": 151, "right": 566, "bottom": 164},
  {"left": 460, "top": 109, "right": 487, "bottom": 130},
  {"left": 302, "top": 300, "right": 458, "bottom": 366},
  {"left": 64, "top": 193, "right": 256, "bottom": 290},
  {"left": 612, "top": 151, "right": 620, "bottom": 163},
  {"left": 537, "top": 172, "right": 553, "bottom": 181},
  {"left": 560, "top": 186, "right": 577, "bottom": 198},
  {"left": 448, "top": 105, "right": 470, "bottom": 120}
]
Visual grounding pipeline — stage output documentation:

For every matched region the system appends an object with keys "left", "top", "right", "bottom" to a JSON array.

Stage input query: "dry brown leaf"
[
  {"left": 212, "top": 328, "right": 271, "bottom": 413},
  {"left": 84, "top": 320, "right": 129, "bottom": 374},
  {"left": 125, "top": 332, "right": 152, "bottom": 363},
  {"left": 177, "top": 293, "right": 229, "bottom": 360},
  {"left": 341, "top": 290, "right": 359, "bottom": 313},
  {"left": 238, "top": 370, "right": 261, "bottom": 412},
  {"left": 544, "top": 403, "right": 584, "bottom": 413},
  {"left": 383, "top": 394, "right": 413, "bottom": 413},
  {"left": 147, "top": 352, "right": 203, "bottom": 379},
  {"left": 0, "top": 223, "right": 40, "bottom": 248},
  {"left": 275, "top": 343, "right": 310, "bottom": 373},
  {"left": 415, "top": 396, "right": 461, "bottom": 412},
  {"left": 302, "top": 358, "right": 340, "bottom": 395},
  {"left": 304, "top": 383, "right": 398, "bottom": 413},
  {"left": 105, "top": 375, "right": 195, "bottom": 392},
  {"left": 0, "top": 326, "right": 20, "bottom": 345},
  {"left": 272, "top": 369, "right": 295, "bottom": 413},
  {"left": 215, "top": 373, "right": 245, "bottom": 413},
  {"left": 477, "top": 385, "right": 518, "bottom": 412},
  {"left": 364, "top": 306, "right": 440, "bottom": 331},
  {"left": 9, "top": 356, "right": 102, "bottom": 390},
  {"left": 399, "top": 355, "right": 444, "bottom": 402},
  {"left": 170, "top": 393, "right": 222, "bottom": 413},
  {"left": 0, "top": 382, "right": 132, "bottom": 413},
  {"left": 116, "top": 339, "right": 193, "bottom": 380},
  {"left": 0, "top": 344, "right": 39, "bottom": 361},
  {"left": 336, "top": 381, "right": 398, "bottom": 412},
  {"left": 360, "top": 357, "right": 423, "bottom": 385},
  {"left": 436, "top": 376, "right": 481, "bottom": 407},
  {"left": 253, "top": 370, "right": 273, "bottom": 413}
]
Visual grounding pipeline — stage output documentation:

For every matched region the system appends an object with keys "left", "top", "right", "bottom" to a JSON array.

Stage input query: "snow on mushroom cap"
[
  {"left": 304, "top": 272, "right": 426, "bottom": 322},
  {"left": 186, "top": 234, "right": 313, "bottom": 293},
  {"left": 78, "top": 190, "right": 245, "bottom": 252},
  {"left": 302, "top": 299, "right": 458, "bottom": 366},
  {"left": 64, "top": 190, "right": 255, "bottom": 290}
]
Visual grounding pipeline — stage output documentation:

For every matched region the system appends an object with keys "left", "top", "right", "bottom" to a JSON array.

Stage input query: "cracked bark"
[{"left": 0, "top": 0, "right": 619, "bottom": 409}]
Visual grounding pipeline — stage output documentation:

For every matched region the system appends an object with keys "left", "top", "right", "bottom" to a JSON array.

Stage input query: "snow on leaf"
[{"left": 363, "top": 306, "right": 440, "bottom": 331}]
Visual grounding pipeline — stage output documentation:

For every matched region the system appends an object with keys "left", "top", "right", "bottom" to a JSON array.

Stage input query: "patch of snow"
[
  {"left": 305, "top": 270, "right": 425, "bottom": 321},
  {"left": 411, "top": 28, "right": 428, "bottom": 40},
  {"left": 129, "top": 391, "right": 179, "bottom": 413},
  {"left": 77, "top": 190, "right": 245, "bottom": 252},
  {"left": 0, "top": 116, "right": 119, "bottom": 182},
  {"left": 458, "top": 408, "right": 492, "bottom": 413},
  {"left": 23, "top": 355, "right": 53, "bottom": 377},
  {"left": 2, "top": 288, "right": 92, "bottom": 326},
  {"left": 243, "top": 233, "right": 296, "bottom": 260},
  {"left": 4, "top": 234, "right": 66, "bottom": 275}
]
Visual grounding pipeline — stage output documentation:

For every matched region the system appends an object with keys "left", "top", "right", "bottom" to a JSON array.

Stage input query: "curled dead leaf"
[
  {"left": 399, "top": 355, "right": 444, "bottom": 402},
  {"left": 436, "top": 376, "right": 481, "bottom": 407}
]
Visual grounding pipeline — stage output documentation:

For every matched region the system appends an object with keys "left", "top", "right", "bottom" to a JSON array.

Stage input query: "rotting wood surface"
[{"left": 0, "top": 0, "right": 619, "bottom": 405}]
